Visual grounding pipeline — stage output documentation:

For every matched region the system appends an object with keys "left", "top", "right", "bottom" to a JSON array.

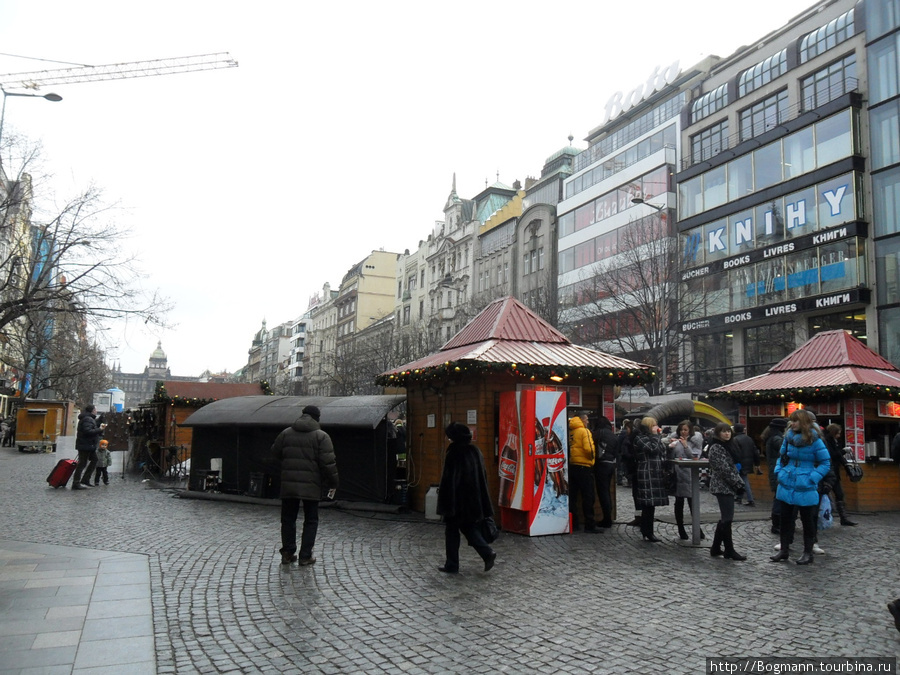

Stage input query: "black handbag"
[
  {"left": 479, "top": 517, "right": 500, "bottom": 543},
  {"left": 664, "top": 463, "right": 678, "bottom": 496},
  {"left": 844, "top": 453, "right": 863, "bottom": 482}
]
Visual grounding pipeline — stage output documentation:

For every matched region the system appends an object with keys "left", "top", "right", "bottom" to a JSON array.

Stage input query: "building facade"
[
  {"left": 111, "top": 342, "right": 198, "bottom": 410},
  {"left": 556, "top": 60, "right": 712, "bottom": 391},
  {"left": 674, "top": 0, "right": 885, "bottom": 391}
]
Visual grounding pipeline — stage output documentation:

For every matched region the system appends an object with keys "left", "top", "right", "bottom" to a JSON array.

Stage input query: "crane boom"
[{"left": 0, "top": 53, "right": 238, "bottom": 92}]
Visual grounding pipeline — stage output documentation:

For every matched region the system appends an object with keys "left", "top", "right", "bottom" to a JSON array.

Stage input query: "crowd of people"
[{"left": 563, "top": 409, "right": 870, "bottom": 568}]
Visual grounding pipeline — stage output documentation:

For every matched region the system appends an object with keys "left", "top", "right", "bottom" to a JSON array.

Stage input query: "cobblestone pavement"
[{"left": 4, "top": 443, "right": 899, "bottom": 674}]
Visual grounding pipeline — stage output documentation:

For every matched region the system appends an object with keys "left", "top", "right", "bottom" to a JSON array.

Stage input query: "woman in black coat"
[
  {"left": 632, "top": 416, "right": 669, "bottom": 542},
  {"left": 707, "top": 423, "right": 747, "bottom": 560},
  {"left": 436, "top": 422, "right": 496, "bottom": 574}
]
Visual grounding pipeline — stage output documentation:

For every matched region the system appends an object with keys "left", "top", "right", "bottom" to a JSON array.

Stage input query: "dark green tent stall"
[{"left": 182, "top": 395, "right": 406, "bottom": 503}]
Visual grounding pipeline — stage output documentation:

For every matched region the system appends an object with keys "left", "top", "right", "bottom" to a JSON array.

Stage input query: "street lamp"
[
  {"left": 0, "top": 87, "right": 63, "bottom": 151},
  {"left": 631, "top": 196, "right": 669, "bottom": 394},
  {"left": 631, "top": 196, "right": 665, "bottom": 212}
]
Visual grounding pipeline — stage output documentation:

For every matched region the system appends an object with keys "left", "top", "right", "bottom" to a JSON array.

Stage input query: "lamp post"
[
  {"left": 632, "top": 197, "right": 669, "bottom": 395},
  {"left": 0, "top": 87, "right": 63, "bottom": 151}
]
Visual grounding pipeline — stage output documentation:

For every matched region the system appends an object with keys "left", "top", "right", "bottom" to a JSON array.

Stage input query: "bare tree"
[
  {"left": 561, "top": 213, "right": 702, "bottom": 394},
  {"left": 1, "top": 140, "right": 171, "bottom": 338},
  {"left": 1, "top": 138, "right": 170, "bottom": 400}
]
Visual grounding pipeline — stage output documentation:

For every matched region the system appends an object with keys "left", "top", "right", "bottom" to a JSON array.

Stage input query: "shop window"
[
  {"left": 753, "top": 142, "right": 783, "bottom": 191},
  {"left": 783, "top": 126, "right": 816, "bottom": 180},
  {"left": 820, "top": 238, "right": 863, "bottom": 295},
  {"left": 809, "top": 311, "right": 867, "bottom": 343},
  {"left": 785, "top": 248, "right": 820, "bottom": 300},
  {"left": 744, "top": 322, "right": 795, "bottom": 377}
]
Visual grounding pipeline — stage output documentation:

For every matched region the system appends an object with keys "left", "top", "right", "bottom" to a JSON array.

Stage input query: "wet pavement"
[{"left": 1, "top": 438, "right": 898, "bottom": 674}]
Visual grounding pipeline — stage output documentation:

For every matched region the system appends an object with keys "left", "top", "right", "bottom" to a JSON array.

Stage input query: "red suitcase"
[{"left": 47, "top": 458, "right": 77, "bottom": 488}]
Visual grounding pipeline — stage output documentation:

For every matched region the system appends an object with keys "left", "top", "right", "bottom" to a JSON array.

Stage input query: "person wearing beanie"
[
  {"left": 272, "top": 404, "right": 338, "bottom": 566},
  {"left": 436, "top": 422, "right": 496, "bottom": 573},
  {"left": 94, "top": 440, "right": 112, "bottom": 486},
  {"left": 762, "top": 418, "right": 788, "bottom": 533}
]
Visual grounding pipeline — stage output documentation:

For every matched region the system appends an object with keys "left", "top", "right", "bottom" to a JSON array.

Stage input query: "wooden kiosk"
[
  {"left": 707, "top": 330, "right": 900, "bottom": 511},
  {"left": 375, "top": 297, "right": 656, "bottom": 519}
]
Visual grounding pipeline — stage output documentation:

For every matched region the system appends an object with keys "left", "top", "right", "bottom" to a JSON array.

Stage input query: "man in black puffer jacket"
[
  {"left": 272, "top": 405, "right": 339, "bottom": 566},
  {"left": 732, "top": 423, "right": 760, "bottom": 507}
]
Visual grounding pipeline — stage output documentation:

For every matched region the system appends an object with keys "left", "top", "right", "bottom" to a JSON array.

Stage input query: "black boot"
[
  {"left": 710, "top": 521, "right": 724, "bottom": 557},
  {"left": 770, "top": 547, "right": 790, "bottom": 562},
  {"left": 836, "top": 500, "right": 857, "bottom": 526},
  {"left": 796, "top": 550, "right": 814, "bottom": 565},
  {"left": 722, "top": 522, "right": 746, "bottom": 561},
  {"left": 677, "top": 524, "right": 689, "bottom": 540}
]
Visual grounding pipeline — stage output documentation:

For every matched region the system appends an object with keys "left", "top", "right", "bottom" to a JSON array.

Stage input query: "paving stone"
[{"left": 3, "top": 448, "right": 900, "bottom": 673}]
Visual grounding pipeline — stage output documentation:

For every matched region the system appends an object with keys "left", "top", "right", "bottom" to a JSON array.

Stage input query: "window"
[
  {"left": 744, "top": 322, "right": 795, "bottom": 377},
  {"left": 397, "top": 281, "right": 402, "bottom": 299},
  {"left": 815, "top": 109, "right": 853, "bottom": 167},
  {"left": 739, "top": 90, "right": 788, "bottom": 141},
  {"left": 738, "top": 49, "right": 787, "bottom": 96},
  {"left": 691, "top": 120, "right": 729, "bottom": 164},
  {"left": 753, "top": 142, "right": 783, "bottom": 191},
  {"left": 867, "top": 0, "right": 900, "bottom": 41},
  {"left": 504, "top": 262, "right": 509, "bottom": 283},
  {"left": 879, "top": 308, "right": 900, "bottom": 373},
  {"left": 783, "top": 126, "right": 815, "bottom": 179},
  {"left": 799, "top": 8, "right": 855, "bottom": 64},
  {"left": 869, "top": 100, "right": 900, "bottom": 169},
  {"left": 873, "top": 166, "right": 900, "bottom": 237},
  {"left": 800, "top": 54, "right": 856, "bottom": 110},
  {"left": 691, "top": 83, "right": 728, "bottom": 123},
  {"left": 538, "top": 247, "right": 545, "bottom": 270},
  {"left": 869, "top": 32, "right": 900, "bottom": 105},
  {"left": 419, "top": 300, "right": 424, "bottom": 320},
  {"left": 408, "top": 274, "right": 417, "bottom": 292},
  {"left": 402, "top": 306, "right": 410, "bottom": 325},
  {"left": 574, "top": 240, "right": 595, "bottom": 269}
]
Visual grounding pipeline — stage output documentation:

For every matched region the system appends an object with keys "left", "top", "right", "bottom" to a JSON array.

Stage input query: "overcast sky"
[{"left": 0, "top": 0, "right": 817, "bottom": 376}]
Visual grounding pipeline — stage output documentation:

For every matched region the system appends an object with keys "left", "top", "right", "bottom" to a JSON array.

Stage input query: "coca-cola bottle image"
[
  {"left": 543, "top": 417, "right": 569, "bottom": 497},
  {"left": 533, "top": 418, "right": 547, "bottom": 487},
  {"left": 498, "top": 432, "right": 518, "bottom": 507}
]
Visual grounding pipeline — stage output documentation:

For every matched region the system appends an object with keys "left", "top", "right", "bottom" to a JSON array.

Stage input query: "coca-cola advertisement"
[{"left": 498, "top": 390, "right": 569, "bottom": 536}]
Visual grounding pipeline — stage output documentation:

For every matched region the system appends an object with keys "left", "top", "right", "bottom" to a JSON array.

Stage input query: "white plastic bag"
[{"left": 818, "top": 493, "right": 834, "bottom": 530}]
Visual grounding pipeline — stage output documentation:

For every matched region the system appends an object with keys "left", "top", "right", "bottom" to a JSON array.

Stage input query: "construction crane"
[{"left": 0, "top": 52, "right": 238, "bottom": 92}]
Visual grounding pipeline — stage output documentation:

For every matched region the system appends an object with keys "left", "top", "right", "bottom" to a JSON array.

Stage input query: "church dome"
[{"left": 150, "top": 341, "right": 167, "bottom": 361}]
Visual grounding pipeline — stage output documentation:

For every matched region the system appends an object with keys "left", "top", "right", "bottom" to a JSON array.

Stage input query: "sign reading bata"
[
  {"left": 601, "top": 61, "right": 682, "bottom": 125},
  {"left": 679, "top": 288, "right": 870, "bottom": 333}
]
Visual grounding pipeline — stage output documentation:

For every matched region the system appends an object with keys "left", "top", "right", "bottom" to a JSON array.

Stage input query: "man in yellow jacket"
[{"left": 569, "top": 412, "right": 600, "bottom": 533}]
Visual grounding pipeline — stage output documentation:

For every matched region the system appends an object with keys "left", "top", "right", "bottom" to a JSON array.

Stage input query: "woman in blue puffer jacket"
[{"left": 770, "top": 409, "right": 830, "bottom": 565}]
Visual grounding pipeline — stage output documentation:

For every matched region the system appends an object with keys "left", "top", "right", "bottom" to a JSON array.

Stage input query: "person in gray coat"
[{"left": 272, "top": 405, "right": 339, "bottom": 566}]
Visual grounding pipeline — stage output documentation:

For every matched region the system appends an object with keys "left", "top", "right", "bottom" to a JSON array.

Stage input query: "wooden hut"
[
  {"left": 128, "top": 380, "right": 266, "bottom": 475},
  {"left": 707, "top": 330, "right": 900, "bottom": 511},
  {"left": 181, "top": 395, "right": 406, "bottom": 500},
  {"left": 375, "top": 296, "right": 656, "bottom": 515}
]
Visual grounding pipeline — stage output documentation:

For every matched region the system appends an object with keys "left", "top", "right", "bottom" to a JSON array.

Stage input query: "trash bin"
[
  {"left": 247, "top": 472, "right": 265, "bottom": 498},
  {"left": 391, "top": 479, "right": 408, "bottom": 507},
  {"left": 425, "top": 484, "right": 440, "bottom": 521}
]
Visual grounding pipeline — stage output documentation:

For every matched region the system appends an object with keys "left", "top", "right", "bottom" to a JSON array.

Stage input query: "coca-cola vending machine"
[{"left": 498, "top": 390, "right": 570, "bottom": 536}]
